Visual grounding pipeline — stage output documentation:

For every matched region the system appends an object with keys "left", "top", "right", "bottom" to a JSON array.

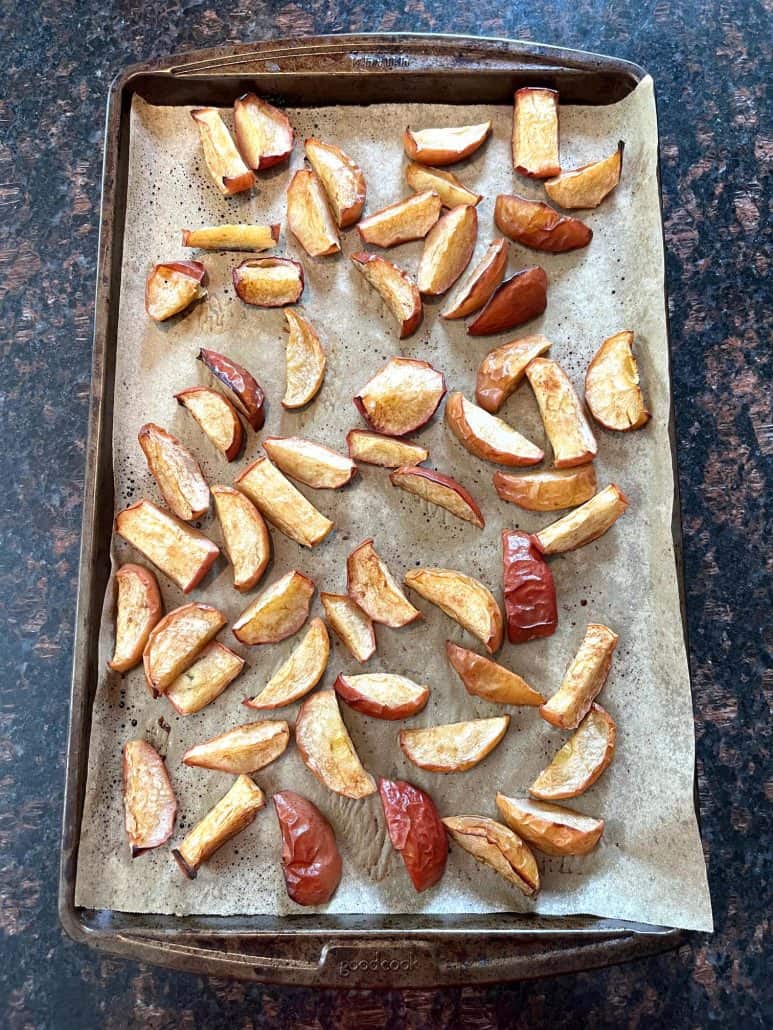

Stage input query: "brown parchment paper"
[{"left": 74, "top": 78, "right": 713, "bottom": 931}]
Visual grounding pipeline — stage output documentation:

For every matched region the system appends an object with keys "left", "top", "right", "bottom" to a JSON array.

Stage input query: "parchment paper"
[{"left": 75, "top": 78, "right": 712, "bottom": 931}]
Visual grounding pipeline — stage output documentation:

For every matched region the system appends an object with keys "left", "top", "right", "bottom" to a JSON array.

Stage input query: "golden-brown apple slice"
[
  {"left": 467, "top": 267, "right": 548, "bottom": 336},
  {"left": 442, "top": 816, "right": 539, "bottom": 896},
  {"left": 181, "top": 224, "right": 279, "bottom": 250},
  {"left": 404, "top": 568, "right": 503, "bottom": 653},
  {"left": 540, "top": 623, "right": 618, "bottom": 730},
  {"left": 350, "top": 253, "right": 423, "bottom": 338},
  {"left": 138, "top": 423, "right": 210, "bottom": 522},
  {"left": 282, "top": 309, "right": 326, "bottom": 409},
  {"left": 320, "top": 592, "right": 376, "bottom": 663},
  {"left": 166, "top": 641, "right": 244, "bottom": 716},
  {"left": 445, "top": 393, "right": 543, "bottom": 467},
  {"left": 417, "top": 205, "right": 477, "bottom": 296},
  {"left": 403, "top": 121, "right": 492, "bottom": 165},
  {"left": 493, "top": 465, "right": 597, "bottom": 511},
  {"left": 445, "top": 641, "right": 544, "bottom": 705},
  {"left": 530, "top": 704, "right": 616, "bottom": 800},
  {"left": 334, "top": 673, "right": 429, "bottom": 720},
  {"left": 295, "top": 690, "right": 377, "bottom": 799},
  {"left": 400, "top": 716, "right": 509, "bottom": 772},
  {"left": 190, "top": 107, "right": 255, "bottom": 195},
  {"left": 232, "top": 570, "right": 315, "bottom": 646},
  {"left": 346, "top": 538, "right": 421, "bottom": 628},
  {"left": 526, "top": 357, "right": 597, "bottom": 467},
  {"left": 173, "top": 775, "right": 265, "bottom": 879},
  {"left": 262, "top": 437, "right": 357, "bottom": 490},
  {"left": 475, "top": 334, "right": 552, "bottom": 412},
  {"left": 109, "top": 564, "right": 163, "bottom": 673},
  {"left": 197, "top": 348, "right": 266, "bottom": 431},
  {"left": 183, "top": 720, "right": 290, "bottom": 774},
  {"left": 235, "top": 456, "right": 334, "bottom": 548},
  {"left": 535, "top": 484, "right": 628, "bottom": 555},
  {"left": 358, "top": 191, "right": 442, "bottom": 247},
  {"left": 145, "top": 261, "right": 206, "bottom": 322},
  {"left": 495, "top": 194, "right": 592, "bottom": 253},
  {"left": 354, "top": 356, "right": 445, "bottom": 436},
  {"left": 405, "top": 162, "right": 482, "bottom": 207},
  {"left": 495, "top": 794, "right": 604, "bottom": 856},
  {"left": 545, "top": 142, "right": 623, "bottom": 210},
  {"left": 585, "top": 330, "right": 650, "bottom": 431},
  {"left": 346, "top": 430, "right": 428, "bottom": 468},
  {"left": 115, "top": 500, "right": 219, "bottom": 593},
  {"left": 211, "top": 484, "right": 270, "bottom": 592},
  {"left": 304, "top": 138, "right": 366, "bottom": 227},
  {"left": 233, "top": 257, "right": 304, "bottom": 306},
  {"left": 123, "top": 740, "right": 177, "bottom": 857},
  {"left": 244, "top": 617, "right": 329, "bottom": 709},
  {"left": 512, "top": 87, "right": 560, "bottom": 179},
  {"left": 390, "top": 467, "right": 485, "bottom": 529},
  {"left": 233, "top": 93, "right": 294, "bottom": 170},
  {"left": 441, "top": 238, "right": 508, "bottom": 319},
  {"left": 175, "top": 387, "right": 244, "bottom": 462},
  {"left": 143, "top": 602, "right": 226, "bottom": 696},
  {"left": 287, "top": 169, "right": 341, "bottom": 257}
]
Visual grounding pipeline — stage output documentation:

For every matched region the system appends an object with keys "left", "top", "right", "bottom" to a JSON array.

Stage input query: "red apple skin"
[
  {"left": 467, "top": 267, "right": 548, "bottom": 337},
  {"left": 378, "top": 778, "right": 448, "bottom": 892},
  {"left": 197, "top": 349, "right": 266, "bottom": 431},
  {"left": 273, "top": 791, "right": 342, "bottom": 906},
  {"left": 333, "top": 674, "right": 429, "bottom": 721},
  {"left": 502, "top": 530, "right": 558, "bottom": 644}
]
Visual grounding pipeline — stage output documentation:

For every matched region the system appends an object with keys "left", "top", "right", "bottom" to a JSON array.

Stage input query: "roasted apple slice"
[
  {"left": 442, "top": 816, "right": 539, "bottom": 896},
  {"left": 274, "top": 791, "right": 343, "bottom": 905},
  {"left": 244, "top": 618, "right": 329, "bottom": 709},
  {"left": 545, "top": 142, "right": 623, "bottom": 210},
  {"left": 441, "top": 238, "right": 508, "bottom": 319},
  {"left": 166, "top": 641, "right": 244, "bottom": 716},
  {"left": 173, "top": 775, "right": 265, "bottom": 879},
  {"left": 585, "top": 330, "right": 650, "bottom": 431},
  {"left": 115, "top": 500, "right": 219, "bottom": 594},
  {"left": 354, "top": 356, "right": 445, "bottom": 437},
  {"left": 190, "top": 107, "right": 255, "bottom": 195},
  {"left": 400, "top": 716, "right": 509, "bottom": 772},
  {"left": 183, "top": 720, "right": 290, "bottom": 774},
  {"left": 445, "top": 393, "right": 543, "bottom": 467},
  {"left": 540, "top": 623, "right": 618, "bottom": 730},
  {"left": 143, "top": 602, "right": 226, "bottom": 696},
  {"left": 467, "top": 267, "right": 548, "bottom": 336},
  {"left": 378, "top": 778, "right": 448, "bottom": 892},
  {"left": 138, "top": 423, "right": 210, "bottom": 522},
  {"left": 283, "top": 309, "right": 326, "bottom": 409},
  {"left": 211, "top": 484, "right": 270, "bottom": 592},
  {"left": 530, "top": 704, "right": 616, "bottom": 800},
  {"left": 417, "top": 205, "right": 477, "bottom": 296},
  {"left": 176, "top": 387, "right": 244, "bottom": 462},
  {"left": 287, "top": 169, "right": 340, "bottom": 257},
  {"left": 358, "top": 191, "right": 442, "bottom": 248},
  {"left": 390, "top": 467, "right": 485, "bottom": 529},
  {"left": 320, "top": 592, "right": 376, "bottom": 663},
  {"left": 495, "top": 194, "right": 592, "bottom": 253},
  {"left": 535, "top": 484, "right": 628, "bottom": 555},
  {"left": 197, "top": 348, "right": 266, "bottom": 431},
  {"left": 346, "top": 430, "right": 428, "bottom": 468},
  {"left": 495, "top": 794, "right": 604, "bottom": 856},
  {"left": 512, "top": 87, "right": 560, "bottom": 179},
  {"left": 181, "top": 224, "right": 279, "bottom": 250},
  {"left": 475, "top": 334, "right": 552, "bottom": 412},
  {"left": 502, "top": 530, "right": 557, "bottom": 644},
  {"left": 295, "top": 690, "right": 377, "bottom": 799},
  {"left": 232, "top": 570, "right": 315, "bottom": 646},
  {"left": 109, "top": 564, "right": 163, "bottom": 673},
  {"left": 445, "top": 641, "right": 544, "bottom": 706},
  {"left": 123, "top": 740, "right": 177, "bottom": 857},
  {"left": 235, "top": 457, "right": 334, "bottom": 548},
  {"left": 145, "top": 261, "right": 206, "bottom": 322},
  {"left": 305, "top": 138, "right": 366, "bottom": 228},
  {"left": 405, "top": 162, "right": 481, "bottom": 207},
  {"left": 350, "top": 253, "right": 423, "bottom": 338},
  {"left": 334, "top": 673, "right": 429, "bottom": 720},
  {"left": 233, "top": 257, "right": 304, "bottom": 307},
  {"left": 263, "top": 437, "right": 357, "bottom": 490},
  {"left": 346, "top": 538, "right": 420, "bottom": 628},
  {"left": 233, "top": 93, "right": 293, "bottom": 170},
  {"left": 404, "top": 567, "right": 503, "bottom": 653},
  {"left": 494, "top": 465, "right": 597, "bottom": 512},
  {"left": 403, "top": 121, "right": 492, "bottom": 165},
  {"left": 525, "top": 357, "right": 597, "bottom": 467}
]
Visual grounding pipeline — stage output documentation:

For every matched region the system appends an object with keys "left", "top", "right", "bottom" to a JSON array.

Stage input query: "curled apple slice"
[
  {"left": 138, "top": 423, "right": 210, "bottom": 522},
  {"left": 540, "top": 623, "right": 618, "bottom": 730},
  {"left": 446, "top": 641, "right": 544, "bottom": 706},
  {"left": 379, "top": 778, "right": 448, "bottom": 892},
  {"left": 354, "top": 357, "right": 445, "bottom": 437},
  {"left": 495, "top": 794, "right": 604, "bottom": 856},
  {"left": 403, "top": 121, "right": 492, "bottom": 166},
  {"left": 320, "top": 592, "right": 376, "bottom": 663},
  {"left": 475, "top": 334, "right": 552, "bottom": 412},
  {"left": 244, "top": 618, "right": 329, "bottom": 709},
  {"left": 173, "top": 775, "right": 265, "bottom": 879},
  {"left": 235, "top": 456, "right": 334, "bottom": 548},
  {"left": 295, "top": 690, "right": 377, "bottom": 799},
  {"left": 346, "top": 538, "right": 420, "bottom": 628},
  {"left": 405, "top": 162, "right": 481, "bottom": 207},
  {"left": 287, "top": 169, "right": 340, "bottom": 257},
  {"left": 143, "top": 602, "right": 226, "bottom": 696},
  {"left": 545, "top": 142, "right": 623, "bottom": 210},
  {"left": 145, "top": 261, "right": 206, "bottom": 322},
  {"left": 417, "top": 204, "right": 477, "bottom": 296},
  {"left": 115, "top": 500, "right": 219, "bottom": 594},
  {"left": 346, "top": 430, "right": 428, "bottom": 468},
  {"left": 350, "top": 253, "right": 423, "bottom": 338},
  {"left": 181, "top": 224, "right": 279, "bottom": 251},
  {"left": 305, "top": 137, "right": 366, "bottom": 228},
  {"left": 441, "top": 238, "right": 508, "bottom": 319},
  {"left": 233, "top": 257, "right": 304, "bottom": 307},
  {"left": 334, "top": 673, "right": 429, "bottom": 721},
  {"left": 512, "top": 87, "right": 560, "bottom": 179},
  {"left": 495, "top": 194, "right": 592, "bottom": 253},
  {"left": 211, "top": 484, "right": 270, "bottom": 592},
  {"left": 197, "top": 348, "right": 265, "bottom": 431},
  {"left": 274, "top": 791, "right": 343, "bottom": 905},
  {"left": 390, "top": 467, "right": 485, "bottom": 529},
  {"left": 263, "top": 437, "right": 357, "bottom": 490},
  {"left": 526, "top": 357, "right": 597, "bottom": 467},
  {"left": 358, "top": 191, "right": 442, "bottom": 248},
  {"left": 535, "top": 484, "right": 628, "bottom": 555},
  {"left": 166, "top": 641, "right": 244, "bottom": 716},
  {"left": 232, "top": 570, "right": 315, "bottom": 646},
  {"left": 530, "top": 704, "right": 616, "bottom": 800},
  {"left": 585, "top": 330, "right": 650, "bottom": 431},
  {"left": 467, "top": 267, "right": 548, "bottom": 337},
  {"left": 442, "top": 815, "right": 539, "bottom": 896},
  {"left": 190, "top": 107, "right": 255, "bottom": 195},
  {"left": 176, "top": 387, "right": 244, "bottom": 462},
  {"left": 233, "top": 92, "right": 293, "bottom": 170},
  {"left": 123, "top": 740, "right": 177, "bottom": 857},
  {"left": 502, "top": 530, "right": 557, "bottom": 644},
  {"left": 400, "top": 716, "right": 509, "bottom": 772},
  {"left": 283, "top": 309, "right": 326, "bottom": 409},
  {"left": 109, "top": 564, "right": 163, "bottom": 673},
  {"left": 404, "top": 567, "right": 503, "bottom": 653},
  {"left": 445, "top": 393, "right": 543, "bottom": 467},
  {"left": 494, "top": 465, "right": 597, "bottom": 512},
  {"left": 183, "top": 720, "right": 290, "bottom": 775}
]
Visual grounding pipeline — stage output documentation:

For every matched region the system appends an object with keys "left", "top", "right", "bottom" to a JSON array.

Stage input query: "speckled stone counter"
[{"left": 0, "top": 2, "right": 769, "bottom": 1026}]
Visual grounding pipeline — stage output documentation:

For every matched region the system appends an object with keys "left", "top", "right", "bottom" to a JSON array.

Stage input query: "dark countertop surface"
[{"left": 1, "top": 2, "right": 769, "bottom": 1026}]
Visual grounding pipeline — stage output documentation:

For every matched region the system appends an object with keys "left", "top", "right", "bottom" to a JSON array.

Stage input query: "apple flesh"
[
  {"left": 403, "top": 121, "right": 492, "bottom": 165},
  {"left": 176, "top": 387, "right": 244, "bottom": 462},
  {"left": 404, "top": 567, "right": 503, "bottom": 653},
  {"left": 115, "top": 500, "right": 219, "bottom": 594},
  {"left": 495, "top": 794, "right": 604, "bottom": 857},
  {"left": 274, "top": 791, "right": 343, "bottom": 905},
  {"left": 502, "top": 530, "right": 558, "bottom": 644},
  {"left": 232, "top": 570, "right": 315, "bottom": 646},
  {"left": 320, "top": 592, "right": 376, "bottom": 663},
  {"left": 172, "top": 775, "right": 265, "bottom": 879},
  {"left": 235, "top": 456, "right": 334, "bottom": 548},
  {"left": 197, "top": 348, "right": 265, "bottom": 431},
  {"left": 145, "top": 261, "right": 206, "bottom": 322},
  {"left": 467, "top": 267, "right": 548, "bottom": 336},
  {"left": 530, "top": 704, "right": 616, "bottom": 800},
  {"left": 535, "top": 484, "right": 628, "bottom": 555},
  {"left": 263, "top": 437, "right": 357, "bottom": 490},
  {"left": 123, "top": 740, "right": 177, "bottom": 857},
  {"left": 346, "top": 538, "right": 421, "bottom": 628},
  {"left": 445, "top": 392, "right": 543, "bottom": 467},
  {"left": 512, "top": 87, "right": 560, "bottom": 179},
  {"left": 495, "top": 193, "right": 592, "bottom": 253},
  {"left": 304, "top": 137, "right": 366, "bottom": 228},
  {"left": 109, "top": 564, "right": 163, "bottom": 673},
  {"left": 181, "top": 224, "right": 279, "bottom": 250},
  {"left": 143, "top": 602, "right": 226, "bottom": 696},
  {"left": 585, "top": 330, "right": 650, "bottom": 431},
  {"left": 190, "top": 107, "right": 255, "bottom": 195},
  {"left": 233, "top": 93, "right": 293, "bottom": 170},
  {"left": 350, "top": 253, "right": 423, "bottom": 338},
  {"left": 282, "top": 309, "right": 327, "bottom": 409},
  {"left": 417, "top": 204, "right": 477, "bottom": 296},
  {"left": 295, "top": 690, "right": 377, "bottom": 799},
  {"left": 244, "top": 618, "right": 329, "bottom": 709},
  {"left": 525, "top": 357, "right": 597, "bottom": 467},
  {"left": 346, "top": 430, "right": 428, "bottom": 468},
  {"left": 445, "top": 641, "right": 544, "bottom": 706},
  {"left": 545, "top": 142, "right": 623, "bottom": 210},
  {"left": 405, "top": 162, "right": 481, "bottom": 207},
  {"left": 232, "top": 257, "right": 304, "bottom": 307},
  {"left": 441, "top": 238, "right": 508, "bottom": 319},
  {"left": 390, "top": 467, "right": 485, "bottom": 529},
  {"left": 183, "top": 720, "right": 290, "bottom": 775},
  {"left": 334, "top": 673, "right": 429, "bottom": 720},
  {"left": 540, "top": 623, "right": 618, "bottom": 730},
  {"left": 166, "top": 641, "right": 244, "bottom": 716},
  {"left": 475, "top": 333, "right": 552, "bottom": 413},
  {"left": 358, "top": 191, "right": 442, "bottom": 247},
  {"left": 494, "top": 465, "right": 597, "bottom": 512},
  {"left": 354, "top": 356, "right": 445, "bottom": 437},
  {"left": 211, "top": 484, "right": 270, "bottom": 592},
  {"left": 400, "top": 716, "right": 509, "bottom": 772},
  {"left": 287, "top": 169, "right": 340, "bottom": 257},
  {"left": 442, "top": 816, "right": 539, "bottom": 896},
  {"left": 378, "top": 778, "right": 448, "bottom": 892},
  {"left": 138, "top": 422, "right": 210, "bottom": 522}
]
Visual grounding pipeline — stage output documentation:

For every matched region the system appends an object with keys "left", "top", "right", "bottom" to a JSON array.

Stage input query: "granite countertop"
[{"left": 1, "top": 2, "right": 769, "bottom": 1026}]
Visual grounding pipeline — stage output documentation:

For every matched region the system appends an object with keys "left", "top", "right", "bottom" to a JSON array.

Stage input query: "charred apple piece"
[
  {"left": 197, "top": 348, "right": 266, "bottom": 431},
  {"left": 390, "top": 466, "right": 485, "bottom": 529},
  {"left": 400, "top": 717, "right": 510, "bottom": 772},
  {"left": 346, "top": 430, "right": 428, "bottom": 468},
  {"left": 173, "top": 775, "right": 265, "bottom": 879},
  {"left": 282, "top": 309, "right": 326, "bottom": 409},
  {"left": 354, "top": 356, "right": 445, "bottom": 436},
  {"left": 445, "top": 393, "right": 543, "bottom": 467},
  {"left": 378, "top": 778, "right": 448, "bottom": 892},
  {"left": 534, "top": 484, "right": 628, "bottom": 555},
  {"left": 334, "top": 673, "right": 429, "bottom": 720},
  {"left": 304, "top": 138, "right": 366, "bottom": 228},
  {"left": 138, "top": 423, "right": 210, "bottom": 522},
  {"left": 442, "top": 816, "right": 539, "bottom": 896},
  {"left": 166, "top": 641, "right": 244, "bottom": 716},
  {"left": 233, "top": 93, "right": 294, "bottom": 170},
  {"left": 115, "top": 500, "right": 219, "bottom": 594},
  {"left": 441, "top": 238, "right": 508, "bottom": 319},
  {"left": 320, "top": 592, "right": 376, "bottom": 663},
  {"left": 287, "top": 169, "right": 340, "bottom": 257},
  {"left": 358, "top": 191, "right": 442, "bottom": 247},
  {"left": 295, "top": 690, "right": 377, "bottom": 799},
  {"left": 404, "top": 567, "right": 503, "bottom": 653},
  {"left": 183, "top": 720, "right": 290, "bottom": 774},
  {"left": 585, "top": 330, "right": 650, "bottom": 431},
  {"left": 545, "top": 142, "right": 623, "bottom": 210},
  {"left": 143, "top": 602, "right": 226, "bottom": 696},
  {"left": 475, "top": 334, "right": 552, "bottom": 412},
  {"left": 145, "top": 261, "right": 206, "bottom": 322},
  {"left": 403, "top": 121, "right": 492, "bottom": 165},
  {"left": 405, "top": 162, "right": 481, "bottom": 207},
  {"left": 232, "top": 570, "right": 315, "bottom": 646},
  {"left": 109, "top": 564, "right": 163, "bottom": 673},
  {"left": 530, "top": 704, "right": 616, "bottom": 800},
  {"left": 244, "top": 618, "right": 329, "bottom": 709},
  {"left": 540, "top": 623, "right": 618, "bottom": 729},
  {"left": 495, "top": 794, "right": 604, "bottom": 856},
  {"left": 467, "top": 267, "right": 548, "bottom": 336},
  {"left": 181, "top": 224, "right": 279, "bottom": 251},
  {"left": 232, "top": 257, "right": 304, "bottom": 307},
  {"left": 190, "top": 107, "right": 255, "bottom": 195},
  {"left": 495, "top": 194, "right": 592, "bottom": 253},
  {"left": 417, "top": 205, "right": 478, "bottom": 296},
  {"left": 502, "top": 530, "right": 557, "bottom": 644},
  {"left": 346, "top": 538, "right": 421, "bottom": 628},
  {"left": 512, "top": 87, "right": 560, "bottom": 179},
  {"left": 211, "top": 484, "right": 270, "bottom": 592},
  {"left": 235, "top": 456, "right": 334, "bottom": 548},
  {"left": 123, "top": 740, "right": 177, "bottom": 857},
  {"left": 263, "top": 437, "right": 357, "bottom": 490},
  {"left": 350, "top": 253, "right": 422, "bottom": 338},
  {"left": 525, "top": 357, "right": 597, "bottom": 467},
  {"left": 493, "top": 465, "right": 597, "bottom": 512},
  {"left": 274, "top": 791, "right": 343, "bottom": 905},
  {"left": 175, "top": 387, "right": 244, "bottom": 462},
  {"left": 445, "top": 641, "right": 544, "bottom": 706}
]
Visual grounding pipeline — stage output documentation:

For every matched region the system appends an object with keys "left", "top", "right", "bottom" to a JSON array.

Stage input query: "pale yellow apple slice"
[
  {"left": 295, "top": 690, "right": 377, "bottom": 799},
  {"left": 445, "top": 641, "right": 544, "bottom": 706},
  {"left": 404, "top": 568, "right": 503, "bottom": 653},
  {"left": 320, "top": 592, "right": 376, "bottom": 663},
  {"left": 495, "top": 794, "right": 605, "bottom": 856},
  {"left": 545, "top": 142, "right": 623, "bottom": 209},
  {"left": 346, "top": 430, "right": 428, "bottom": 468},
  {"left": 143, "top": 602, "right": 226, "bottom": 696},
  {"left": 172, "top": 775, "right": 265, "bottom": 879},
  {"left": 403, "top": 121, "right": 492, "bottom": 165},
  {"left": 123, "top": 740, "right": 177, "bottom": 857},
  {"left": 191, "top": 107, "right": 255, "bottom": 195},
  {"left": 145, "top": 261, "right": 207, "bottom": 322},
  {"left": 138, "top": 422, "right": 210, "bottom": 522},
  {"left": 535, "top": 484, "right": 628, "bottom": 555},
  {"left": 405, "top": 162, "right": 482, "bottom": 207},
  {"left": 400, "top": 716, "right": 509, "bottom": 772},
  {"left": 350, "top": 253, "right": 423, "bottom": 338},
  {"left": 530, "top": 704, "right": 616, "bottom": 800},
  {"left": 115, "top": 500, "right": 219, "bottom": 593},
  {"left": 232, "top": 570, "right": 315, "bottom": 646},
  {"left": 197, "top": 348, "right": 265, "bottom": 431},
  {"left": 175, "top": 387, "right": 244, "bottom": 462},
  {"left": 181, "top": 224, "right": 279, "bottom": 250},
  {"left": 282, "top": 309, "right": 327, "bottom": 409},
  {"left": 442, "top": 815, "right": 539, "bottom": 896},
  {"left": 354, "top": 356, "right": 445, "bottom": 436},
  {"left": 232, "top": 257, "right": 304, "bottom": 306},
  {"left": 244, "top": 617, "right": 329, "bottom": 709},
  {"left": 183, "top": 720, "right": 290, "bottom": 774},
  {"left": 512, "top": 87, "right": 560, "bottom": 179},
  {"left": 526, "top": 357, "right": 597, "bottom": 467},
  {"left": 493, "top": 465, "right": 597, "bottom": 512},
  {"left": 445, "top": 393, "right": 543, "bottom": 467},
  {"left": 287, "top": 169, "right": 340, "bottom": 257},
  {"left": 304, "top": 137, "right": 366, "bottom": 227},
  {"left": 334, "top": 673, "right": 429, "bottom": 720},
  {"left": 389, "top": 467, "right": 485, "bottom": 529},
  {"left": 441, "top": 238, "right": 508, "bottom": 319},
  {"left": 262, "top": 437, "right": 357, "bottom": 490},
  {"left": 585, "top": 330, "right": 650, "bottom": 431},
  {"left": 346, "top": 538, "right": 421, "bottom": 628},
  {"left": 417, "top": 204, "right": 477, "bottom": 296},
  {"left": 235, "top": 456, "right": 334, "bottom": 548},
  {"left": 211, "top": 484, "right": 270, "bottom": 592},
  {"left": 358, "top": 191, "right": 442, "bottom": 247},
  {"left": 475, "top": 334, "right": 552, "bottom": 413},
  {"left": 166, "top": 641, "right": 244, "bottom": 716},
  {"left": 109, "top": 564, "right": 163, "bottom": 673},
  {"left": 540, "top": 623, "right": 618, "bottom": 730},
  {"left": 233, "top": 93, "right": 293, "bottom": 170}
]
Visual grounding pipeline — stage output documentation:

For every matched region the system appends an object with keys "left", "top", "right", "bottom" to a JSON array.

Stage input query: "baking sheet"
[{"left": 75, "top": 78, "right": 712, "bottom": 931}]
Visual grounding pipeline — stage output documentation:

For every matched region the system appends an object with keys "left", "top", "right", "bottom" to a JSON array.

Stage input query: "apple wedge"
[
  {"left": 389, "top": 467, "right": 485, "bottom": 529},
  {"left": 287, "top": 169, "right": 340, "bottom": 257},
  {"left": 354, "top": 356, "right": 445, "bottom": 437},
  {"left": 417, "top": 204, "right": 477, "bottom": 295},
  {"left": 109, "top": 564, "right": 163, "bottom": 673},
  {"left": 404, "top": 568, "right": 503, "bottom": 653},
  {"left": 378, "top": 778, "right": 448, "bottom": 892},
  {"left": 320, "top": 592, "right": 376, "bottom": 663},
  {"left": 274, "top": 791, "right": 343, "bottom": 905},
  {"left": 244, "top": 618, "right": 329, "bottom": 709},
  {"left": 502, "top": 530, "right": 558, "bottom": 644},
  {"left": 358, "top": 191, "right": 442, "bottom": 248},
  {"left": 442, "top": 816, "right": 539, "bottom": 896},
  {"left": 143, "top": 602, "right": 226, "bottom": 696},
  {"left": 175, "top": 387, "right": 244, "bottom": 462},
  {"left": 181, "top": 224, "right": 279, "bottom": 251},
  {"left": 115, "top": 500, "right": 219, "bottom": 594},
  {"left": 305, "top": 137, "right": 366, "bottom": 228},
  {"left": 197, "top": 348, "right": 266, "bottom": 431},
  {"left": 495, "top": 794, "right": 604, "bottom": 856},
  {"left": 334, "top": 673, "right": 429, "bottom": 720},
  {"left": 346, "top": 430, "right": 428, "bottom": 468},
  {"left": 525, "top": 357, "right": 597, "bottom": 467},
  {"left": 145, "top": 261, "right": 206, "bottom": 322},
  {"left": 545, "top": 142, "right": 624, "bottom": 210},
  {"left": 535, "top": 484, "right": 628, "bottom": 555},
  {"left": 405, "top": 162, "right": 481, "bottom": 207},
  {"left": 232, "top": 570, "right": 315, "bottom": 646},
  {"left": 183, "top": 720, "right": 290, "bottom": 775},
  {"left": 495, "top": 194, "right": 592, "bottom": 253},
  {"left": 166, "top": 641, "right": 244, "bottom": 716},
  {"left": 530, "top": 704, "right": 616, "bottom": 800},
  {"left": 493, "top": 465, "right": 597, "bottom": 512},
  {"left": 467, "top": 267, "right": 548, "bottom": 336},
  {"left": 235, "top": 456, "right": 334, "bottom": 548},
  {"left": 445, "top": 393, "right": 543, "bottom": 467},
  {"left": 263, "top": 437, "right": 357, "bottom": 490},
  {"left": 445, "top": 641, "right": 544, "bottom": 706},
  {"left": 123, "top": 740, "right": 177, "bottom": 857},
  {"left": 346, "top": 538, "right": 420, "bottom": 628},
  {"left": 512, "top": 87, "right": 560, "bottom": 179},
  {"left": 190, "top": 107, "right": 255, "bottom": 195},
  {"left": 211, "top": 484, "right": 270, "bottom": 592},
  {"left": 475, "top": 334, "right": 552, "bottom": 412},
  {"left": 173, "top": 775, "right": 265, "bottom": 879},
  {"left": 585, "top": 330, "right": 650, "bottom": 431},
  {"left": 233, "top": 92, "right": 293, "bottom": 170},
  {"left": 403, "top": 121, "right": 492, "bottom": 165},
  {"left": 138, "top": 423, "right": 210, "bottom": 522},
  {"left": 350, "top": 253, "right": 423, "bottom": 338},
  {"left": 295, "top": 690, "right": 377, "bottom": 799},
  {"left": 400, "top": 716, "right": 509, "bottom": 772},
  {"left": 540, "top": 623, "right": 618, "bottom": 730},
  {"left": 441, "top": 238, "right": 508, "bottom": 319},
  {"left": 232, "top": 257, "right": 304, "bottom": 307},
  {"left": 283, "top": 309, "right": 326, "bottom": 409}
]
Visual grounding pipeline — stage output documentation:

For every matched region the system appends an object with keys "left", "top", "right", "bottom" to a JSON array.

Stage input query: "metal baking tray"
[{"left": 60, "top": 32, "right": 690, "bottom": 986}]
